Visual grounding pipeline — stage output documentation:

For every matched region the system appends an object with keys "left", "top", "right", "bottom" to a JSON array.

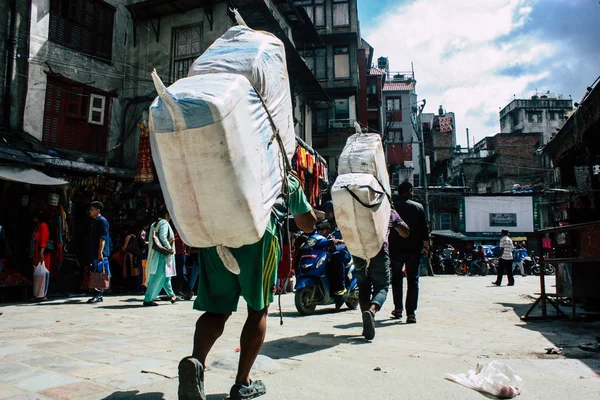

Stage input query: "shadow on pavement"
[
  {"left": 261, "top": 331, "right": 356, "bottom": 359},
  {"left": 270, "top": 307, "right": 353, "bottom": 319},
  {"left": 333, "top": 317, "right": 402, "bottom": 330},
  {"left": 102, "top": 391, "right": 165, "bottom": 399},
  {"left": 101, "top": 390, "right": 229, "bottom": 400},
  {"left": 26, "top": 299, "right": 85, "bottom": 306},
  {"left": 97, "top": 304, "right": 146, "bottom": 310},
  {"left": 500, "top": 301, "right": 600, "bottom": 373}
]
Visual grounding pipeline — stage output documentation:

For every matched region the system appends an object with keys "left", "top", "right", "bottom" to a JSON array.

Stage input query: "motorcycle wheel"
[
  {"left": 295, "top": 288, "right": 317, "bottom": 315},
  {"left": 345, "top": 287, "right": 360, "bottom": 310},
  {"left": 532, "top": 266, "right": 541, "bottom": 276},
  {"left": 455, "top": 263, "right": 467, "bottom": 275},
  {"left": 545, "top": 265, "right": 556, "bottom": 275}
]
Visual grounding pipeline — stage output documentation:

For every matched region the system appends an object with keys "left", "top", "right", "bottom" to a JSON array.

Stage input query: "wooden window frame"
[
  {"left": 333, "top": 46, "right": 350, "bottom": 79},
  {"left": 88, "top": 94, "right": 106, "bottom": 125},
  {"left": 440, "top": 213, "right": 452, "bottom": 230},
  {"left": 65, "top": 87, "right": 84, "bottom": 118},
  {"left": 294, "top": 0, "right": 326, "bottom": 27},
  {"left": 386, "top": 97, "right": 402, "bottom": 111},
  {"left": 332, "top": 0, "right": 350, "bottom": 27},
  {"left": 170, "top": 23, "right": 204, "bottom": 83},
  {"left": 48, "top": 0, "right": 115, "bottom": 62}
]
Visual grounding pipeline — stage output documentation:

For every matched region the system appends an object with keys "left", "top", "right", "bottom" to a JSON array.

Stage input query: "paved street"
[{"left": 1, "top": 275, "right": 599, "bottom": 400}]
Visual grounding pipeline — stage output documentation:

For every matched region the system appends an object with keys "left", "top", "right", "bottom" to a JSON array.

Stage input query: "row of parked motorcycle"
[{"left": 431, "top": 246, "right": 556, "bottom": 276}]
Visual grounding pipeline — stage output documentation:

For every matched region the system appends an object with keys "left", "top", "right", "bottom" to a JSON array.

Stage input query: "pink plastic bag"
[{"left": 33, "top": 262, "right": 49, "bottom": 298}]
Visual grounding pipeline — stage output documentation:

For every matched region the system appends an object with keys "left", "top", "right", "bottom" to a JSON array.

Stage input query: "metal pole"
[{"left": 417, "top": 100, "right": 430, "bottom": 221}]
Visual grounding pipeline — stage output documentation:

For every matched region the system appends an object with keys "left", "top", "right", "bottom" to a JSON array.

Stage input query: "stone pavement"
[{"left": 1, "top": 275, "right": 599, "bottom": 400}]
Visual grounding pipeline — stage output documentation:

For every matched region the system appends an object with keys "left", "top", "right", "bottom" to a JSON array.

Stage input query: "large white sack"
[
  {"left": 331, "top": 173, "right": 391, "bottom": 261},
  {"left": 338, "top": 132, "right": 391, "bottom": 196},
  {"left": 149, "top": 72, "right": 286, "bottom": 249},
  {"left": 187, "top": 25, "right": 295, "bottom": 162}
]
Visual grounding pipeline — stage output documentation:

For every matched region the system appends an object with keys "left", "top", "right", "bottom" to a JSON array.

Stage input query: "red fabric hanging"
[{"left": 135, "top": 122, "right": 154, "bottom": 183}]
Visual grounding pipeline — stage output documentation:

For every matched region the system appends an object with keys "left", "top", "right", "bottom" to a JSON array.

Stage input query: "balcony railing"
[{"left": 328, "top": 118, "right": 355, "bottom": 129}]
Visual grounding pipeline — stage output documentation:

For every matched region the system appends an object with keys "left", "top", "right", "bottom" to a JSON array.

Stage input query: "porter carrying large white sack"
[
  {"left": 148, "top": 25, "right": 294, "bottom": 249},
  {"left": 331, "top": 173, "right": 391, "bottom": 261},
  {"left": 338, "top": 127, "right": 391, "bottom": 197}
]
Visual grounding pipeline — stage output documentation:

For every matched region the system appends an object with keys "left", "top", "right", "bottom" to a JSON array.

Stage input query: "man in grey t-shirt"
[{"left": 492, "top": 229, "right": 515, "bottom": 286}]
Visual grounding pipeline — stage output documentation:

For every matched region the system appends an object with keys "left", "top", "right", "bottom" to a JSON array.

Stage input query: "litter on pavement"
[{"left": 445, "top": 361, "right": 522, "bottom": 398}]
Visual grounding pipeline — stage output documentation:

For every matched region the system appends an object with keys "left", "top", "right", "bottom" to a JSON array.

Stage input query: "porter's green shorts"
[{"left": 193, "top": 232, "right": 281, "bottom": 313}]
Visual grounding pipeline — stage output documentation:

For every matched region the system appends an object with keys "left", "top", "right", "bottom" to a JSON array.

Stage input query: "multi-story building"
[
  {"left": 364, "top": 63, "right": 386, "bottom": 134},
  {"left": 422, "top": 105, "right": 457, "bottom": 185},
  {"left": 499, "top": 93, "right": 573, "bottom": 144},
  {"left": 294, "top": 0, "right": 361, "bottom": 175},
  {"left": 460, "top": 132, "right": 544, "bottom": 194},
  {"left": 14, "top": 0, "right": 329, "bottom": 171},
  {"left": 379, "top": 57, "right": 418, "bottom": 186}
]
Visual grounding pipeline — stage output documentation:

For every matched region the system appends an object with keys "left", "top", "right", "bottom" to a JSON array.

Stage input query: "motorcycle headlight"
[{"left": 306, "top": 238, "right": 317, "bottom": 248}]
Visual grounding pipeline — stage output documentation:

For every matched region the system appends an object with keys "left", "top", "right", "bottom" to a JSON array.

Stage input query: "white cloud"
[{"left": 362, "top": 0, "right": 557, "bottom": 145}]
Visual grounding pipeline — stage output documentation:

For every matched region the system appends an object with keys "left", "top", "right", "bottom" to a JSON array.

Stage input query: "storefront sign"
[
  {"left": 458, "top": 199, "right": 466, "bottom": 233},
  {"left": 533, "top": 196, "right": 541, "bottom": 231},
  {"left": 489, "top": 213, "right": 517, "bottom": 227}
]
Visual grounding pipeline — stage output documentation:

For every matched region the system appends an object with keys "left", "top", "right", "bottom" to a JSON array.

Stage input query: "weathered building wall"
[
  {"left": 462, "top": 132, "right": 543, "bottom": 193},
  {"left": 0, "top": 0, "right": 10, "bottom": 126},
  {"left": 25, "top": 0, "right": 128, "bottom": 163}
]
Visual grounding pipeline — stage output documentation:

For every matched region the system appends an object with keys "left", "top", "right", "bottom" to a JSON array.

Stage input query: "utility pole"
[{"left": 416, "top": 100, "right": 430, "bottom": 221}]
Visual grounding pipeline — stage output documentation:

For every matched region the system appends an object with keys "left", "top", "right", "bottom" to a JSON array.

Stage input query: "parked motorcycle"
[
  {"left": 294, "top": 233, "right": 359, "bottom": 315},
  {"left": 454, "top": 252, "right": 473, "bottom": 275},
  {"left": 531, "top": 255, "right": 555, "bottom": 276}
]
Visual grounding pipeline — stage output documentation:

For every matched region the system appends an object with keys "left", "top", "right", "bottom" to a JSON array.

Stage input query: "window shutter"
[{"left": 42, "top": 81, "right": 64, "bottom": 147}]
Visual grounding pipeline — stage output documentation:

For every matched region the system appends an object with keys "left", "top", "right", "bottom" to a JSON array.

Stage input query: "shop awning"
[
  {"left": 0, "top": 166, "right": 68, "bottom": 186},
  {"left": 430, "top": 230, "right": 467, "bottom": 240}
]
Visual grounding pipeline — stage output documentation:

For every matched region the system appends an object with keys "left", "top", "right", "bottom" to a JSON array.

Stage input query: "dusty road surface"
[{"left": 1, "top": 275, "right": 599, "bottom": 399}]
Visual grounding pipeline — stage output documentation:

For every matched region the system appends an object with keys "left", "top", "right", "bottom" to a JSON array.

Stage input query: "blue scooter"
[{"left": 294, "top": 233, "right": 359, "bottom": 315}]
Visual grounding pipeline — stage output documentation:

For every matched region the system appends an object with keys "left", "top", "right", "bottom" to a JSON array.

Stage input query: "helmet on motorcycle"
[{"left": 323, "top": 200, "right": 334, "bottom": 212}]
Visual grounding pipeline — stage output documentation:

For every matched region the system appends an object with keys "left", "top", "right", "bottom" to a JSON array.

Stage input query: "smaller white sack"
[
  {"left": 445, "top": 361, "right": 522, "bottom": 398},
  {"left": 338, "top": 131, "right": 391, "bottom": 197},
  {"left": 33, "top": 262, "right": 49, "bottom": 299},
  {"left": 331, "top": 173, "right": 391, "bottom": 261}
]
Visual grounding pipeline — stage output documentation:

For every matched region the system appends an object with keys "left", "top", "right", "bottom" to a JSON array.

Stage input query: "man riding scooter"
[{"left": 323, "top": 201, "right": 351, "bottom": 296}]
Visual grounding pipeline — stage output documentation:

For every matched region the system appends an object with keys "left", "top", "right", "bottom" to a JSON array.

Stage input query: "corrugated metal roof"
[{"left": 383, "top": 81, "right": 415, "bottom": 91}]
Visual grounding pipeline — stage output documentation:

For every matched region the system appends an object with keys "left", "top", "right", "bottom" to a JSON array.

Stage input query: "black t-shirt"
[{"left": 389, "top": 197, "right": 428, "bottom": 257}]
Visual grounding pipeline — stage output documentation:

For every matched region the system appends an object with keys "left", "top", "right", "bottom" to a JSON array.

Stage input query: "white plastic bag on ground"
[
  {"left": 338, "top": 130, "right": 391, "bottom": 197},
  {"left": 149, "top": 72, "right": 286, "bottom": 249},
  {"left": 445, "top": 361, "right": 522, "bottom": 398},
  {"left": 32, "top": 262, "right": 49, "bottom": 298},
  {"left": 331, "top": 173, "right": 391, "bottom": 261}
]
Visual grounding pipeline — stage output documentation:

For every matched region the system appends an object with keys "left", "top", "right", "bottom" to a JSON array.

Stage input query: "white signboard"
[{"left": 465, "top": 196, "right": 534, "bottom": 233}]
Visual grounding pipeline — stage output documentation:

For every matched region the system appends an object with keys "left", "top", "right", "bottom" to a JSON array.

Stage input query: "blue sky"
[{"left": 358, "top": 0, "right": 600, "bottom": 146}]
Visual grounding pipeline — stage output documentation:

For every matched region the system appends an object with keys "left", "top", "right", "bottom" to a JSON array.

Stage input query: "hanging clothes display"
[
  {"left": 135, "top": 122, "right": 154, "bottom": 183},
  {"left": 292, "top": 144, "right": 327, "bottom": 208}
]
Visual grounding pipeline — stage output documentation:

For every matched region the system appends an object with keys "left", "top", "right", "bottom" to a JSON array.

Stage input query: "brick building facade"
[{"left": 461, "top": 132, "right": 543, "bottom": 193}]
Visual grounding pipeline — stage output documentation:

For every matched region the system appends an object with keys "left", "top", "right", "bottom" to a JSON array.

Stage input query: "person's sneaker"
[
  {"left": 86, "top": 296, "right": 102, "bottom": 304},
  {"left": 178, "top": 356, "right": 205, "bottom": 400},
  {"left": 391, "top": 310, "right": 402, "bottom": 320},
  {"left": 334, "top": 288, "right": 347, "bottom": 296},
  {"left": 362, "top": 310, "right": 376, "bottom": 341},
  {"left": 406, "top": 316, "right": 417, "bottom": 324},
  {"left": 230, "top": 379, "right": 267, "bottom": 400}
]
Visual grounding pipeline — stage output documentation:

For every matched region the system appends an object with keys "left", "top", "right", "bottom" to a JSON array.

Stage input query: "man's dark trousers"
[
  {"left": 391, "top": 253, "right": 420, "bottom": 317},
  {"left": 496, "top": 259, "right": 515, "bottom": 285}
]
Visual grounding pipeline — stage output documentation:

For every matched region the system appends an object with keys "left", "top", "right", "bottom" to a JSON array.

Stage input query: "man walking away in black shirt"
[{"left": 389, "top": 182, "right": 430, "bottom": 324}]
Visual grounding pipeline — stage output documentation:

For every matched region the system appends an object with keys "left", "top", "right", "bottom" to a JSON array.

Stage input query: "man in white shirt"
[{"left": 492, "top": 229, "right": 515, "bottom": 286}]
